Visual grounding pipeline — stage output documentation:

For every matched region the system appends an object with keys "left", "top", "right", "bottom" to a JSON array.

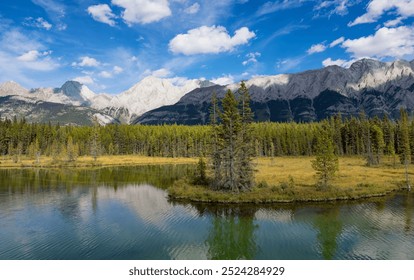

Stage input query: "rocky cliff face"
[{"left": 135, "top": 59, "right": 414, "bottom": 124}]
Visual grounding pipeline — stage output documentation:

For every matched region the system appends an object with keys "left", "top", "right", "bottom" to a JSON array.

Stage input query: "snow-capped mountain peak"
[
  {"left": 106, "top": 76, "right": 206, "bottom": 122},
  {"left": 0, "top": 81, "right": 29, "bottom": 97},
  {"left": 58, "top": 81, "right": 96, "bottom": 102}
]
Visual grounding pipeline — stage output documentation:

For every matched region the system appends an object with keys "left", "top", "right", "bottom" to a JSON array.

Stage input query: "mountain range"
[{"left": 1, "top": 58, "right": 414, "bottom": 125}]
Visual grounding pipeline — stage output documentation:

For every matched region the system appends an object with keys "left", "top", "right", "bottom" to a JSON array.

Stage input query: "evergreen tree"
[
  {"left": 398, "top": 109, "right": 411, "bottom": 190},
  {"left": 219, "top": 89, "right": 242, "bottom": 192},
  {"left": 66, "top": 136, "right": 77, "bottom": 162},
  {"left": 193, "top": 157, "right": 208, "bottom": 185},
  {"left": 209, "top": 85, "right": 255, "bottom": 193},
  {"left": 370, "top": 124, "right": 385, "bottom": 165},
  {"left": 312, "top": 127, "right": 339, "bottom": 189},
  {"left": 210, "top": 92, "right": 222, "bottom": 189},
  {"left": 90, "top": 118, "right": 101, "bottom": 162},
  {"left": 238, "top": 81, "right": 255, "bottom": 191}
]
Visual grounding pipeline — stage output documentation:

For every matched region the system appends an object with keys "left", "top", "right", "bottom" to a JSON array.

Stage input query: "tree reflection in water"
[{"left": 193, "top": 204, "right": 258, "bottom": 260}]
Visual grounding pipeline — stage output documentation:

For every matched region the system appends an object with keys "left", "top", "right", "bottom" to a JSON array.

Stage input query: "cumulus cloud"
[
  {"left": 349, "top": 0, "right": 414, "bottom": 26},
  {"left": 112, "top": 0, "right": 171, "bottom": 25},
  {"left": 87, "top": 4, "right": 117, "bottom": 26},
  {"left": 329, "top": 37, "right": 345, "bottom": 47},
  {"left": 0, "top": 29, "right": 58, "bottom": 75},
  {"left": 169, "top": 25, "right": 255, "bottom": 55},
  {"left": 211, "top": 74, "right": 234, "bottom": 86},
  {"left": 23, "top": 17, "right": 52, "bottom": 30},
  {"left": 73, "top": 76, "right": 94, "bottom": 85},
  {"left": 72, "top": 56, "right": 101, "bottom": 67},
  {"left": 307, "top": 43, "right": 327, "bottom": 54},
  {"left": 184, "top": 2, "right": 200, "bottom": 14},
  {"left": 242, "top": 52, "right": 261, "bottom": 66},
  {"left": 342, "top": 26, "right": 414, "bottom": 59}
]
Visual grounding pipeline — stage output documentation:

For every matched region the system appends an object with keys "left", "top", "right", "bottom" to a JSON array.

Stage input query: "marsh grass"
[
  {"left": 169, "top": 156, "right": 411, "bottom": 203},
  {"left": 0, "top": 155, "right": 197, "bottom": 168}
]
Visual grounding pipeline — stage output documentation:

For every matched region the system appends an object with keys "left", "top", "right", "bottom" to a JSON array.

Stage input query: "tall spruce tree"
[
  {"left": 219, "top": 89, "right": 242, "bottom": 192},
  {"left": 210, "top": 85, "right": 255, "bottom": 193},
  {"left": 238, "top": 81, "right": 255, "bottom": 191},
  {"left": 312, "top": 126, "right": 339, "bottom": 189},
  {"left": 210, "top": 92, "right": 222, "bottom": 189},
  {"left": 398, "top": 109, "right": 411, "bottom": 190}
]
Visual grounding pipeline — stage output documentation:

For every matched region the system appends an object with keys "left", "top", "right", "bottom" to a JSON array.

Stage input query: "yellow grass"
[
  {"left": 169, "top": 156, "right": 411, "bottom": 203},
  {"left": 255, "top": 156, "right": 408, "bottom": 189},
  {"left": 1, "top": 154, "right": 410, "bottom": 202},
  {"left": 0, "top": 155, "right": 197, "bottom": 168}
]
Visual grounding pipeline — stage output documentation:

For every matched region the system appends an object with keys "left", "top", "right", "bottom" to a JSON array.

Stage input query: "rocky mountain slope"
[
  {"left": 0, "top": 77, "right": 210, "bottom": 125},
  {"left": 135, "top": 59, "right": 414, "bottom": 124},
  {"left": 2, "top": 58, "right": 414, "bottom": 125}
]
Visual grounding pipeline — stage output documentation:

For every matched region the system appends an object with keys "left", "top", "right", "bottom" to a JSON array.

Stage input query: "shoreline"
[
  {"left": 1, "top": 155, "right": 411, "bottom": 204},
  {"left": 168, "top": 182, "right": 406, "bottom": 204}
]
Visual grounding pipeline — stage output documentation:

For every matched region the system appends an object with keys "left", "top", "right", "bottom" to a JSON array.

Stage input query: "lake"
[{"left": 0, "top": 165, "right": 413, "bottom": 260}]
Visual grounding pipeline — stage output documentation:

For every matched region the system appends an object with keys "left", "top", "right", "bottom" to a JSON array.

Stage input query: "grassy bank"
[
  {"left": 0, "top": 155, "right": 197, "bottom": 168},
  {"left": 169, "top": 157, "right": 411, "bottom": 203},
  {"left": 1, "top": 155, "right": 410, "bottom": 203}
]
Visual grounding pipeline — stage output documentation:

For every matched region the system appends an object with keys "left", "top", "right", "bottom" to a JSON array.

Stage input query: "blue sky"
[{"left": 1, "top": 0, "right": 414, "bottom": 94}]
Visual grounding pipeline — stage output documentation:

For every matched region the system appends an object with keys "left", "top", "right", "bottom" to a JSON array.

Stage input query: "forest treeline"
[{"left": 0, "top": 112, "right": 412, "bottom": 163}]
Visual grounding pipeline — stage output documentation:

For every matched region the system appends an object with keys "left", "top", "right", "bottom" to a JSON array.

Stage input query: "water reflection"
[
  {"left": 194, "top": 205, "right": 258, "bottom": 260},
  {"left": 0, "top": 167, "right": 414, "bottom": 260},
  {"left": 313, "top": 206, "right": 343, "bottom": 259}
]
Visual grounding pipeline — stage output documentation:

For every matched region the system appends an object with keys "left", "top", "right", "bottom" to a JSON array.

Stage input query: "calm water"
[{"left": 0, "top": 166, "right": 413, "bottom": 260}]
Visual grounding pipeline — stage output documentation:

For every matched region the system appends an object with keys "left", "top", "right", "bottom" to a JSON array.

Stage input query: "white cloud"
[
  {"left": 0, "top": 30, "right": 43, "bottom": 54},
  {"left": 329, "top": 37, "right": 345, "bottom": 47},
  {"left": 17, "top": 50, "right": 41, "bottom": 62},
  {"left": 113, "top": 66, "right": 124, "bottom": 74},
  {"left": 211, "top": 74, "right": 234, "bottom": 85},
  {"left": 87, "top": 4, "right": 117, "bottom": 26},
  {"left": 314, "top": 0, "right": 353, "bottom": 17},
  {"left": 143, "top": 68, "right": 172, "bottom": 78},
  {"left": 169, "top": 25, "right": 255, "bottom": 55},
  {"left": 99, "top": 71, "right": 113, "bottom": 78},
  {"left": 322, "top": 58, "right": 347, "bottom": 67},
  {"left": 167, "top": 76, "right": 190, "bottom": 86},
  {"left": 242, "top": 52, "right": 261, "bottom": 66},
  {"left": 72, "top": 56, "right": 101, "bottom": 67},
  {"left": 384, "top": 17, "right": 405, "bottom": 27},
  {"left": 184, "top": 2, "right": 200, "bottom": 14},
  {"left": 322, "top": 57, "right": 359, "bottom": 68},
  {"left": 151, "top": 68, "right": 172, "bottom": 78},
  {"left": 0, "top": 29, "right": 58, "bottom": 75},
  {"left": 349, "top": 0, "right": 414, "bottom": 26},
  {"left": 32, "top": 0, "right": 65, "bottom": 18},
  {"left": 342, "top": 26, "right": 414, "bottom": 59},
  {"left": 23, "top": 17, "right": 52, "bottom": 30},
  {"left": 73, "top": 76, "right": 94, "bottom": 85},
  {"left": 32, "top": 0, "right": 66, "bottom": 30},
  {"left": 307, "top": 43, "right": 327, "bottom": 54},
  {"left": 276, "top": 56, "right": 305, "bottom": 72},
  {"left": 256, "top": 0, "right": 305, "bottom": 16},
  {"left": 111, "top": 0, "right": 171, "bottom": 25}
]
